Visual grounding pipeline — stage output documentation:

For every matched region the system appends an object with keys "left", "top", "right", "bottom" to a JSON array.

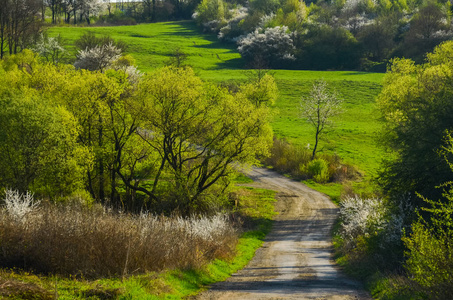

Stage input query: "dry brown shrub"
[
  {"left": 0, "top": 203, "right": 237, "bottom": 278},
  {"left": 0, "top": 276, "right": 53, "bottom": 299},
  {"left": 265, "top": 137, "right": 359, "bottom": 182}
]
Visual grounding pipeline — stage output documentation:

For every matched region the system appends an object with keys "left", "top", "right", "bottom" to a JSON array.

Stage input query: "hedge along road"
[{"left": 196, "top": 167, "right": 371, "bottom": 300}]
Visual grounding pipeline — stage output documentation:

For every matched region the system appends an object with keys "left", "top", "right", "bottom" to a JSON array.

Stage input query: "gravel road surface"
[{"left": 195, "top": 167, "right": 371, "bottom": 300}]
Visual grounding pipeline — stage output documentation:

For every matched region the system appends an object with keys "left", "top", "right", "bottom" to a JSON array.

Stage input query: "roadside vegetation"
[
  {"left": 0, "top": 186, "right": 276, "bottom": 298},
  {"left": 334, "top": 43, "right": 453, "bottom": 299}
]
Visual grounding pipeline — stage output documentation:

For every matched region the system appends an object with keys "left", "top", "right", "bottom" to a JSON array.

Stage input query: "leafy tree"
[
  {"left": 296, "top": 25, "right": 361, "bottom": 70},
  {"left": 127, "top": 66, "right": 273, "bottom": 214},
  {"left": 240, "top": 73, "right": 278, "bottom": 107},
  {"left": 0, "top": 92, "right": 91, "bottom": 198},
  {"left": 357, "top": 14, "right": 398, "bottom": 63},
  {"left": 193, "top": 0, "right": 226, "bottom": 28},
  {"left": 300, "top": 80, "right": 343, "bottom": 159},
  {"left": 0, "top": 0, "right": 42, "bottom": 58},
  {"left": 403, "top": 131, "right": 453, "bottom": 299},
  {"left": 377, "top": 41, "right": 453, "bottom": 206},
  {"left": 398, "top": 2, "right": 451, "bottom": 63},
  {"left": 249, "top": 0, "right": 280, "bottom": 14}
]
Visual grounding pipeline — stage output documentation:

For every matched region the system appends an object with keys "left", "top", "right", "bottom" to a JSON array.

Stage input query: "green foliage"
[
  {"left": 194, "top": 0, "right": 227, "bottom": 27},
  {"left": 296, "top": 25, "right": 362, "bottom": 70},
  {"left": 0, "top": 87, "right": 91, "bottom": 198},
  {"left": 265, "top": 138, "right": 358, "bottom": 183},
  {"left": 306, "top": 158, "right": 329, "bottom": 182},
  {"left": 249, "top": 0, "right": 280, "bottom": 14},
  {"left": 240, "top": 74, "right": 278, "bottom": 107},
  {"left": 402, "top": 132, "right": 453, "bottom": 299},
  {"left": 377, "top": 41, "right": 453, "bottom": 205},
  {"left": 134, "top": 66, "right": 273, "bottom": 213},
  {"left": 397, "top": 2, "right": 451, "bottom": 63}
]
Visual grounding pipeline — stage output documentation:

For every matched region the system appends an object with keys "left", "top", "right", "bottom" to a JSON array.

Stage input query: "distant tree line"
[
  {"left": 0, "top": 0, "right": 42, "bottom": 58},
  {"left": 193, "top": 0, "right": 453, "bottom": 70}
]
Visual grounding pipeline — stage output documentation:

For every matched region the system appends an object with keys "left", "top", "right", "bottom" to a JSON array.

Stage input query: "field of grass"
[
  {"left": 49, "top": 21, "right": 243, "bottom": 72},
  {"left": 48, "top": 20, "right": 385, "bottom": 182}
]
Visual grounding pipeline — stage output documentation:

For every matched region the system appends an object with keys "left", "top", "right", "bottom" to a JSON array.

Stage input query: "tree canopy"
[
  {"left": 0, "top": 53, "right": 273, "bottom": 214},
  {"left": 377, "top": 41, "right": 453, "bottom": 206}
]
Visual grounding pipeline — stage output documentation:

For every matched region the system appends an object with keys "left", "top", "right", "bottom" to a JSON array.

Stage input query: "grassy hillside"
[
  {"left": 49, "top": 21, "right": 243, "bottom": 72},
  {"left": 48, "top": 21, "right": 385, "bottom": 178}
]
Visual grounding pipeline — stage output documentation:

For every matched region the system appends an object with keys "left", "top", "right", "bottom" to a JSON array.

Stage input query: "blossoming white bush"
[
  {"left": 32, "top": 34, "right": 65, "bottom": 64},
  {"left": 237, "top": 26, "right": 295, "bottom": 67},
  {"left": 3, "top": 189, "right": 40, "bottom": 221},
  {"left": 339, "top": 195, "right": 387, "bottom": 249},
  {"left": 339, "top": 194, "right": 413, "bottom": 251},
  {"left": 74, "top": 43, "right": 122, "bottom": 71}
]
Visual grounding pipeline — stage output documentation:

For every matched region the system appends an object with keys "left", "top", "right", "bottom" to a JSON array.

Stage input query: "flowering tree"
[
  {"left": 300, "top": 80, "right": 342, "bottom": 159},
  {"left": 32, "top": 33, "right": 65, "bottom": 64},
  {"left": 74, "top": 43, "right": 122, "bottom": 71},
  {"left": 237, "top": 26, "right": 295, "bottom": 68}
]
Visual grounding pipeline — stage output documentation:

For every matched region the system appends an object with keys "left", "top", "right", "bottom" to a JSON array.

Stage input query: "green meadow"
[{"left": 49, "top": 20, "right": 385, "bottom": 179}]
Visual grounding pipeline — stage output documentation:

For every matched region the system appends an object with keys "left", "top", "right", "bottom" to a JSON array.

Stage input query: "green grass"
[{"left": 48, "top": 20, "right": 243, "bottom": 72}]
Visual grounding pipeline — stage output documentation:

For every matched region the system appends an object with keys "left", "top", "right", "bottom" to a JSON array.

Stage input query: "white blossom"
[
  {"left": 237, "top": 26, "right": 295, "bottom": 66},
  {"left": 3, "top": 189, "right": 40, "bottom": 221},
  {"left": 74, "top": 43, "right": 122, "bottom": 71}
]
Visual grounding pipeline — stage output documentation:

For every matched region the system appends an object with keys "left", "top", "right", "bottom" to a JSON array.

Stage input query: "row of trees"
[
  {"left": 0, "top": 43, "right": 275, "bottom": 214},
  {"left": 194, "top": 0, "right": 453, "bottom": 70},
  {"left": 0, "top": 0, "right": 42, "bottom": 58},
  {"left": 44, "top": 0, "right": 200, "bottom": 24}
]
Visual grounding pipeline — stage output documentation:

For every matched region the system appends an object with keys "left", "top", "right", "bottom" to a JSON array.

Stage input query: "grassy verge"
[{"left": 0, "top": 186, "right": 276, "bottom": 299}]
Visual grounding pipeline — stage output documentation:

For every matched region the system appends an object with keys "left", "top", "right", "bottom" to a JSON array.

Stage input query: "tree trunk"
[{"left": 98, "top": 118, "right": 105, "bottom": 202}]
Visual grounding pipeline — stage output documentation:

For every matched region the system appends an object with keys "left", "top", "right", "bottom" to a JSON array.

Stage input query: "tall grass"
[{"left": 0, "top": 192, "right": 237, "bottom": 278}]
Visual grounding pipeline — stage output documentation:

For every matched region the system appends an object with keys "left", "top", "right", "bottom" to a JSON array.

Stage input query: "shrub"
[
  {"left": 264, "top": 137, "right": 311, "bottom": 177},
  {"left": 2, "top": 189, "right": 40, "bottom": 221},
  {"left": 336, "top": 194, "right": 413, "bottom": 273},
  {"left": 237, "top": 26, "right": 295, "bottom": 68},
  {"left": 265, "top": 138, "right": 357, "bottom": 182},
  {"left": 74, "top": 43, "right": 122, "bottom": 71},
  {"left": 193, "top": 0, "right": 227, "bottom": 31},
  {"left": 74, "top": 32, "right": 128, "bottom": 53},
  {"left": 0, "top": 202, "right": 237, "bottom": 278},
  {"left": 296, "top": 25, "right": 361, "bottom": 70},
  {"left": 306, "top": 158, "right": 329, "bottom": 183},
  {"left": 339, "top": 195, "right": 388, "bottom": 250},
  {"left": 403, "top": 191, "right": 453, "bottom": 299}
]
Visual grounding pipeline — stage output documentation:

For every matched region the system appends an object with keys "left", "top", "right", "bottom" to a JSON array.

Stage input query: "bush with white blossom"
[{"left": 237, "top": 25, "right": 295, "bottom": 68}]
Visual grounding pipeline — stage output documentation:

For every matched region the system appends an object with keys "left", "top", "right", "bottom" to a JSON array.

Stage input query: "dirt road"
[{"left": 196, "top": 167, "right": 371, "bottom": 300}]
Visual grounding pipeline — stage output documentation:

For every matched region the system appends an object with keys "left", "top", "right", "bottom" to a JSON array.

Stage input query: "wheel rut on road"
[{"left": 195, "top": 167, "right": 371, "bottom": 300}]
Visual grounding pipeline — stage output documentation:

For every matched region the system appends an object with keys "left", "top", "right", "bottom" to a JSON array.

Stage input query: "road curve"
[{"left": 195, "top": 167, "right": 371, "bottom": 300}]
